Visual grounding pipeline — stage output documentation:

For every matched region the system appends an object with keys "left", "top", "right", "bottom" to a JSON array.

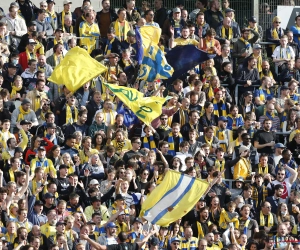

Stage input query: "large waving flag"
[
  {"left": 140, "top": 170, "right": 209, "bottom": 226},
  {"left": 165, "top": 45, "right": 216, "bottom": 80},
  {"left": 105, "top": 84, "right": 167, "bottom": 125},
  {"left": 48, "top": 47, "right": 107, "bottom": 92},
  {"left": 138, "top": 26, "right": 173, "bottom": 82},
  {"left": 138, "top": 44, "right": 174, "bottom": 82}
]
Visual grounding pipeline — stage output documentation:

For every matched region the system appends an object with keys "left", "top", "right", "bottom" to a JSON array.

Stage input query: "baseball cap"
[
  {"left": 91, "top": 196, "right": 101, "bottom": 203},
  {"left": 14, "top": 147, "right": 23, "bottom": 153},
  {"left": 37, "top": 146, "right": 46, "bottom": 151},
  {"left": 55, "top": 28, "right": 64, "bottom": 33},
  {"left": 21, "top": 98, "right": 31, "bottom": 105},
  {"left": 225, "top": 8, "right": 235, "bottom": 13},
  {"left": 115, "top": 194, "right": 125, "bottom": 201},
  {"left": 280, "top": 86, "right": 289, "bottom": 91},
  {"left": 28, "top": 21, "right": 37, "bottom": 27},
  {"left": 239, "top": 145, "right": 249, "bottom": 154},
  {"left": 133, "top": 217, "right": 143, "bottom": 224},
  {"left": 274, "top": 143, "right": 286, "bottom": 149},
  {"left": 63, "top": 0, "right": 72, "bottom": 4},
  {"left": 218, "top": 116, "right": 228, "bottom": 122},
  {"left": 59, "top": 164, "right": 70, "bottom": 170},
  {"left": 253, "top": 44, "right": 262, "bottom": 49},
  {"left": 266, "top": 96, "right": 273, "bottom": 101},
  {"left": 173, "top": 7, "right": 181, "bottom": 13},
  {"left": 34, "top": 200, "right": 44, "bottom": 206},
  {"left": 20, "top": 120, "right": 32, "bottom": 125},
  {"left": 244, "top": 91, "right": 253, "bottom": 97},
  {"left": 46, "top": 123, "right": 57, "bottom": 129},
  {"left": 106, "top": 222, "right": 117, "bottom": 228},
  {"left": 44, "top": 193, "right": 55, "bottom": 199},
  {"left": 248, "top": 16, "right": 257, "bottom": 23},
  {"left": 150, "top": 237, "right": 160, "bottom": 246},
  {"left": 89, "top": 179, "right": 99, "bottom": 185},
  {"left": 171, "top": 237, "right": 181, "bottom": 243},
  {"left": 212, "top": 230, "right": 221, "bottom": 235},
  {"left": 87, "top": 221, "right": 96, "bottom": 225},
  {"left": 28, "top": 39, "right": 37, "bottom": 45},
  {"left": 235, "top": 177, "right": 244, "bottom": 183},
  {"left": 47, "top": 0, "right": 55, "bottom": 3},
  {"left": 56, "top": 221, "right": 67, "bottom": 226},
  {"left": 7, "top": 63, "right": 17, "bottom": 68},
  {"left": 127, "top": 30, "right": 136, "bottom": 37}
]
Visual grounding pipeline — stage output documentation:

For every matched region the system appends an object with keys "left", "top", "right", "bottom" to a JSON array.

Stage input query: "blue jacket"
[
  {"left": 116, "top": 101, "right": 139, "bottom": 127},
  {"left": 28, "top": 196, "right": 48, "bottom": 226},
  {"left": 226, "top": 114, "right": 244, "bottom": 130},
  {"left": 290, "top": 25, "right": 300, "bottom": 47}
]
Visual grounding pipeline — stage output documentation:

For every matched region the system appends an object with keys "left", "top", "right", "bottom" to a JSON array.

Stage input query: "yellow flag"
[
  {"left": 140, "top": 26, "right": 161, "bottom": 48},
  {"left": 140, "top": 170, "right": 209, "bottom": 226},
  {"left": 105, "top": 84, "right": 167, "bottom": 125},
  {"left": 48, "top": 47, "right": 107, "bottom": 92}
]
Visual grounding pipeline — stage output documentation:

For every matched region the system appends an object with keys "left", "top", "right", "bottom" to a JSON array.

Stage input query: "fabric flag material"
[
  {"left": 165, "top": 45, "right": 216, "bottom": 80},
  {"left": 105, "top": 84, "right": 167, "bottom": 125},
  {"left": 140, "top": 26, "right": 161, "bottom": 47},
  {"left": 135, "top": 26, "right": 143, "bottom": 65},
  {"left": 140, "top": 170, "right": 209, "bottom": 226},
  {"left": 48, "top": 47, "right": 107, "bottom": 92},
  {"left": 138, "top": 44, "right": 174, "bottom": 82}
]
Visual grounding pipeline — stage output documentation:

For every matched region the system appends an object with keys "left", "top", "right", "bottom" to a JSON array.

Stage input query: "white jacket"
[{"left": 1, "top": 14, "right": 27, "bottom": 38}]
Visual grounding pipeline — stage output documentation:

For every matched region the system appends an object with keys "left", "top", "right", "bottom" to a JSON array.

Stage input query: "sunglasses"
[
  {"left": 275, "top": 22, "right": 281, "bottom": 24},
  {"left": 143, "top": 173, "right": 149, "bottom": 175},
  {"left": 161, "top": 118, "right": 168, "bottom": 120},
  {"left": 134, "top": 141, "right": 141, "bottom": 144}
]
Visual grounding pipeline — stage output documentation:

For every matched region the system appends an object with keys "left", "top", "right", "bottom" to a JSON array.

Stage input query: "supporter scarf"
[
  {"left": 280, "top": 47, "right": 291, "bottom": 59},
  {"left": 11, "top": 85, "right": 22, "bottom": 97},
  {"left": 167, "top": 132, "right": 183, "bottom": 156},
  {"left": 252, "top": 185, "right": 268, "bottom": 208},
  {"left": 216, "top": 130, "right": 227, "bottom": 152},
  {"left": 259, "top": 211, "right": 273, "bottom": 227},
  {"left": 32, "top": 179, "right": 46, "bottom": 200},
  {"left": 9, "top": 168, "right": 15, "bottom": 182},
  {"left": 158, "top": 125, "right": 170, "bottom": 131},
  {"left": 36, "top": 158, "right": 48, "bottom": 168},
  {"left": 254, "top": 54, "right": 262, "bottom": 72},
  {"left": 239, "top": 37, "right": 250, "bottom": 49},
  {"left": 207, "top": 86, "right": 215, "bottom": 100},
  {"left": 17, "top": 106, "right": 30, "bottom": 122},
  {"left": 53, "top": 38, "right": 63, "bottom": 45},
  {"left": 258, "top": 86, "right": 270, "bottom": 102},
  {"left": 239, "top": 217, "right": 251, "bottom": 234},
  {"left": 34, "top": 93, "right": 41, "bottom": 112},
  {"left": 116, "top": 141, "right": 125, "bottom": 152},
  {"left": 114, "top": 20, "right": 130, "bottom": 42},
  {"left": 4, "top": 232, "right": 16, "bottom": 244},
  {"left": 143, "top": 136, "right": 156, "bottom": 152},
  {"left": 48, "top": 9, "right": 57, "bottom": 22},
  {"left": 221, "top": 26, "right": 232, "bottom": 40},
  {"left": 26, "top": 48, "right": 37, "bottom": 61},
  {"left": 248, "top": 25, "right": 258, "bottom": 39},
  {"left": 197, "top": 221, "right": 212, "bottom": 239},
  {"left": 103, "top": 110, "right": 115, "bottom": 125},
  {"left": 61, "top": 10, "right": 70, "bottom": 31},
  {"left": 205, "top": 38, "right": 215, "bottom": 52},
  {"left": 204, "top": 136, "right": 213, "bottom": 148},
  {"left": 166, "top": 103, "right": 175, "bottom": 126},
  {"left": 258, "top": 163, "right": 268, "bottom": 175},
  {"left": 280, "top": 111, "right": 287, "bottom": 129},
  {"left": 105, "top": 38, "right": 115, "bottom": 55},
  {"left": 272, "top": 28, "right": 279, "bottom": 40},
  {"left": 66, "top": 105, "right": 78, "bottom": 124},
  {"left": 265, "top": 111, "right": 275, "bottom": 120},
  {"left": 213, "top": 99, "right": 227, "bottom": 117},
  {"left": 219, "top": 208, "right": 239, "bottom": 229},
  {"left": 215, "top": 159, "right": 225, "bottom": 174},
  {"left": 179, "top": 108, "right": 188, "bottom": 127}
]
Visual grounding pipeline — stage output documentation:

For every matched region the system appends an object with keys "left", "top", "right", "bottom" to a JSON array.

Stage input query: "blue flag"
[
  {"left": 165, "top": 45, "right": 216, "bottom": 80},
  {"left": 135, "top": 27, "right": 143, "bottom": 65},
  {"left": 138, "top": 44, "right": 174, "bottom": 82}
]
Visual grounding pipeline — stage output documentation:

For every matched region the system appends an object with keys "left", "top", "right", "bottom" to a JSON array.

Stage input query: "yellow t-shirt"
[{"left": 173, "top": 37, "right": 199, "bottom": 47}]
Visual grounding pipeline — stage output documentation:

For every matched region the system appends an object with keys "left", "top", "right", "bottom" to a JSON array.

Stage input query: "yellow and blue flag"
[
  {"left": 138, "top": 44, "right": 174, "bottom": 82},
  {"left": 105, "top": 83, "right": 168, "bottom": 125},
  {"left": 140, "top": 170, "right": 209, "bottom": 226},
  {"left": 140, "top": 26, "right": 161, "bottom": 47},
  {"left": 48, "top": 47, "right": 107, "bottom": 92}
]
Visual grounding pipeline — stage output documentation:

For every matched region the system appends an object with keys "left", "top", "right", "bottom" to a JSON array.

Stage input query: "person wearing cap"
[
  {"left": 17, "top": 21, "right": 37, "bottom": 53},
  {"left": 214, "top": 116, "right": 232, "bottom": 152},
  {"left": 28, "top": 192, "right": 48, "bottom": 226},
  {"left": 35, "top": 9, "right": 54, "bottom": 39},
  {"left": 18, "top": 38, "right": 38, "bottom": 71},
  {"left": 79, "top": 11, "right": 100, "bottom": 54},
  {"left": 46, "top": 0, "right": 57, "bottom": 30},
  {"left": 109, "top": 8, "right": 132, "bottom": 42},
  {"left": 84, "top": 195, "right": 110, "bottom": 222},
  {"left": 247, "top": 16, "right": 263, "bottom": 42},
  {"left": 97, "top": 221, "right": 118, "bottom": 245},
  {"left": 57, "top": 0, "right": 74, "bottom": 29},
  {"left": 120, "top": 30, "right": 137, "bottom": 56},
  {"left": 29, "top": 144, "right": 56, "bottom": 178},
  {"left": 1, "top": 5, "right": 27, "bottom": 44},
  {"left": 162, "top": 7, "right": 186, "bottom": 40},
  {"left": 127, "top": 217, "right": 144, "bottom": 243},
  {"left": 215, "top": 17, "right": 240, "bottom": 48},
  {"left": 233, "top": 145, "right": 251, "bottom": 180},
  {"left": 11, "top": 98, "right": 38, "bottom": 132}
]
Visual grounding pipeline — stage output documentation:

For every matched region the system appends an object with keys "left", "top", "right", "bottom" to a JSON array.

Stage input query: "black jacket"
[
  {"left": 154, "top": 7, "right": 168, "bottom": 28},
  {"left": 86, "top": 100, "right": 103, "bottom": 126}
]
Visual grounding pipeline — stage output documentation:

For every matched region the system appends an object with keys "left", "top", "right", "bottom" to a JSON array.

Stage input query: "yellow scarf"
[
  {"left": 26, "top": 48, "right": 37, "bottom": 61},
  {"left": 248, "top": 25, "right": 258, "bottom": 39},
  {"left": 258, "top": 86, "right": 270, "bottom": 102},
  {"left": 114, "top": 19, "right": 130, "bottom": 42},
  {"left": 53, "top": 38, "right": 63, "bottom": 45},
  {"left": 221, "top": 26, "right": 233, "bottom": 40},
  {"left": 271, "top": 28, "right": 279, "bottom": 51},
  {"left": 34, "top": 40, "right": 45, "bottom": 55},
  {"left": 205, "top": 38, "right": 215, "bottom": 53},
  {"left": 17, "top": 106, "right": 30, "bottom": 122},
  {"left": 219, "top": 208, "right": 239, "bottom": 229},
  {"left": 11, "top": 85, "right": 22, "bottom": 97},
  {"left": 32, "top": 179, "right": 46, "bottom": 200},
  {"left": 239, "top": 37, "right": 250, "bottom": 47},
  {"left": 9, "top": 169, "right": 16, "bottom": 182},
  {"left": 215, "top": 159, "right": 225, "bottom": 176},
  {"left": 258, "top": 163, "right": 268, "bottom": 175},
  {"left": 254, "top": 54, "right": 262, "bottom": 72},
  {"left": 61, "top": 10, "right": 70, "bottom": 31},
  {"left": 197, "top": 221, "right": 212, "bottom": 239},
  {"left": 179, "top": 108, "right": 188, "bottom": 127},
  {"left": 34, "top": 91, "right": 42, "bottom": 112},
  {"left": 216, "top": 129, "right": 227, "bottom": 151},
  {"left": 259, "top": 211, "right": 273, "bottom": 227},
  {"left": 5, "top": 232, "right": 16, "bottom": 244},
  {"left": 66, "top": 105, "right": 78, "bottom": 124},
  {"left": 207, "top": 86, "right": 215, "bottom": 100},
  {"left": 213, "top": 99, "right": 227, "bottom": 117},
  {"left": 103, "top": 110, "right": 115, "bottom": 125},
  {"left": 205, "top": 136, "right": 213, "bottom": 148}
]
